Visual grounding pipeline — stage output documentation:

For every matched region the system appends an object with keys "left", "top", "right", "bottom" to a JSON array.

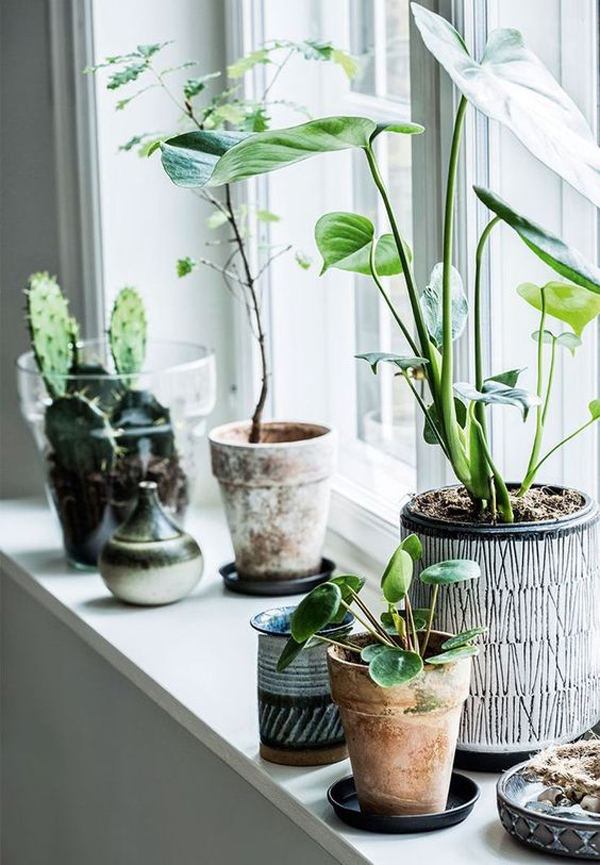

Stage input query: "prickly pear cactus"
[
  {"left": 109, "top": 287, "right": 147, "bottom": 377},
  {"left": 26, "top": 272, "right": 78, "bottom": 399},
  {"left": 111, "top": 389, "right": 175, "bottom": 458},
  {"left": 45, "top": 394, "right": 117, "bottom": 476},
  {"left": 67, "top": 362, "right": 125, "bottom": 412}
]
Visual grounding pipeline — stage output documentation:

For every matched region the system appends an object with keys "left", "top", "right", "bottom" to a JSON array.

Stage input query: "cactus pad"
[
  {"left": 26, "top": 272, "right": 78, "bottom": 399},
  {"left": 111, "top": 389, "right": 175, "bottom": 458},
  {"left": 45, "top": 394, "right": 116, "bottom": 476},
  {"left": 109, "top": 287, "right": 147, "bottom": 376}
]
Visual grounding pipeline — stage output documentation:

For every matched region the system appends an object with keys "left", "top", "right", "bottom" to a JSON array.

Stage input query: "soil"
[
  {"left": 213, "top": 420, "right": 330, "bottom": 445},
  {"left": 409, "top": 485, "right": 585, "bottom": 525},
  {"left": 47, "top": 452, "right": 188, "bottom": 567}
]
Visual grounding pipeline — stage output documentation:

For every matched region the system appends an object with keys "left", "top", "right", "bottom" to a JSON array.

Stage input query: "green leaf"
[
  {"left": 381, "top": 547, "right": 413, "bottom": 603},
  {"left": 369, "top": 120, "right": 425, "bottom": 141},
  {"left": 161, "top": 130, "right": 248, "bottom": 188},
  {"left": 315, "top": 212, "right": 410, "bottom": 276},
  {"left": 176, "top": 257, "right": 197, "bottom": 277},
  {"left": 532, "top": 329, "right": 582, "bottom": 357},
  {"left": 295, "top": 250, "right": 312, "bottom": 270},
  {"left": 442, "top": 627, "right": 487, "bottom": 651},
  {"left": 455, "top": 380, "right": 540, "bottom": 421},
  {"left": 206, "top": 210, "right": 229, "bottom": 230},
  {"left": 486, "top": 368, "right": 524, "bottom": 388},
  {"left": 356, "top": 352, "right": 429, "bottom": 374},
  {"left": 518, "top": 282, "right": 600, "bottom": 336},
  {"left": 361, "top": 644, "right": 388, "bottom": 662},
  {"left": 475, "top": 188, "right": 600, "bottom": 295},
  {"left": 400, "top": 533, "right": 422, "bottom": 562},
  {"left": 426, "top": 646, "right": 479, "bottom": 665},
  {"left": 329, "top": 574, "right": 365, "bottom": 602},
  {"left": 423, "top": 398, "right": 466, "bottom": 445},
  {"left": 255, "top": 209, "right": 280, "bottom": 223},
  {"left": 107, "top": 62, "right": 148, "bottom": 90},
  {"left": 589, "top": 399, "right": 600, "bottom": 420},
  {"left": 419, "top": 559, "right": 480, "bottom": 585},
  {"left": 290, "top": 583, "right": 342, "bottom": 642},
  {"left": 183, "top": 72, "right": 221, "bottom": 100},
  {"left": 277, "top": 636, "right": 308, "bottom": 671},
  {"left": 421, "top": 262, "right": 468, "bottom": 345},
  {"left": 411, "top": 4, "right": 600, "bottom": 207},
  {"left": 243, "top": 107, "right": 271, "bottom": 133},
  {"left": 331, "top": 48, "right": 359, "bottom": 79},
  {"left": 369, "top": 648, "right": 423, "bottom": 687},
  {"left": 227, "top": 48, "right": 271, "bottom": 79}
]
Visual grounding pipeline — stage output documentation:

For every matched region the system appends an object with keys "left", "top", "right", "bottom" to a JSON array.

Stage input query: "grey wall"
[
  {"left": 0, "top": 0, "right": 63, "bottom": 498},
  {"left": 1, "top": 576, "right": 339, "bottom": 865}
]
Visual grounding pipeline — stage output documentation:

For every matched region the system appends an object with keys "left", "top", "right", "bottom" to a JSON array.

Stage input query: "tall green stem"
[
  {"left": 440, "top": 97, "right": 471, "bottom": 486},
  {"left": 519, "top": 289, "right": 547, "bottom": 495},
  {"left": 368, "top": 243, "right": 420, "bottom": 357},
  {"left": 470, "top": 406, "right": 514, "bottom": 522},
  {"left": 541, "top": 336, "right": 557, "bottom": 427}
]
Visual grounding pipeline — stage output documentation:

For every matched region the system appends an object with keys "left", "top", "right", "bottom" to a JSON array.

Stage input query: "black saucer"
[
  {"left": 220, "top": 558, "right": 335, "bottom": 597},
  {"left": 327, "top": 772, "right": 480, "bottom": 833}
]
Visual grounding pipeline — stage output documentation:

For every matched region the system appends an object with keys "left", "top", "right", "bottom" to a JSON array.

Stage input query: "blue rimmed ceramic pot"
[{"left": 250, "top": 606, "right": 352, "bottom": 766}]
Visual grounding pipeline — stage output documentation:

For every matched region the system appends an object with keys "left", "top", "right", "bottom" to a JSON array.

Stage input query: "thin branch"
[{"left": 254, "top": 244, "right": 292, "bottom": 282}]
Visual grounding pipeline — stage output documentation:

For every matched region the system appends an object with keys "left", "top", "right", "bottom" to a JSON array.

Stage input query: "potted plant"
[
  {"left": 278, "top": 535, "right": 483, "bottom": 815},
  {"left": 89, "top": 38, "right": 358, "bottom": 585},
  {"left": 17, "top": 274, "right": 215, "bottom": 568},
  {"left": 156, "top": 4, "right": 600, "bottom": 764}
]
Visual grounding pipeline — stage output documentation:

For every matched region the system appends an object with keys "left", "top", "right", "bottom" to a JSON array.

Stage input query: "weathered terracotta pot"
[
  {"left": 209, "top": 420, "right": 336, "bottom": 580},
  {"left": 327, "top": 633, "right": 472, "bottom": 816}
]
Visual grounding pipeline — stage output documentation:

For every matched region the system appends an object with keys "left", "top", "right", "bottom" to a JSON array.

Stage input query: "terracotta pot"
[
  {"left": 402, "top": 485, "right": 600, "bottom": 770},
  {"left": 209, "top": 420, "right": 336, "bottom": 580},
  {"left": 327, "top": 633, "right": 472, "bottom": 816}
]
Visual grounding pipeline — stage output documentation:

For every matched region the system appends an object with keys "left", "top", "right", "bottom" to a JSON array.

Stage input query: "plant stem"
[
  {"left": 474, "top": 215, "right": 501, "bottom": 423},
  {"left": 470, "top": 406, "right": 514, "bottom": 522},
  {"left": 421, "top": 585, "right": 439, "bottom": 657},
  {"left": 368, "top": 243, "right": 420, "bottom": 357},
  {"left": 349, "top": 588, "right": 396, "bottom": 645},
  {"left": 363, "top": 146, "right": 433, "bottom": 375},
  {"left": 521, "top": 417, "right": 597, "bottom": 485},
  {"left": 404, "top": 595, "right": 420, "bottom": 655},
  {"left": 440, "top": 97, "right": 471, "bottom": 488},
  {"left": 542, "top": 336, "right": 557, "bottom": 426},
  {"left": 400, "top": 370, "right": 449, "bottom": 458},
  {"left": 340, "top": 599, "right": 395, "bottom": 647},
  {"left": 520, "top": 288, "right": 547, "bottom": 495},
  {"left": 224, "top": 185, "right": 268, "bottom": 443},
  {"left": 315, "top": 635, "right": 362, "bottom": 654}
]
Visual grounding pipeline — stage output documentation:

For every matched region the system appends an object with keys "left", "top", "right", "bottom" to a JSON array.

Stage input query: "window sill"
[{"left": 0, "top": 499, "right": 503, "bottom": 865}]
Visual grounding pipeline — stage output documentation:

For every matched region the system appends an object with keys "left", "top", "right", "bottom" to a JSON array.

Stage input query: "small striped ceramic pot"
[{"left": 250, "top": 606, "right": 351, "bottom": 766}]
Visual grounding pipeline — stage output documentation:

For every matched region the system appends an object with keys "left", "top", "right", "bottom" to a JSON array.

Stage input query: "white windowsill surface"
[{"left": 0, "top": 499, "right": 535, "bottom": 865}]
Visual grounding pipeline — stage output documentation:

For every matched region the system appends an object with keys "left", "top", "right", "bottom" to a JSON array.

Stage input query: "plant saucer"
[
  {"left": 327, "top": 773, "right": 480, "bottom": 834},
  {"left": 220, "top": 558, "right": 336, "bottom": 597}
]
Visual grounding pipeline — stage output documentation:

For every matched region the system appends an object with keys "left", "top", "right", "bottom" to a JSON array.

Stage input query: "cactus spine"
[
  {"left": 109, "top": 287, "right": 147, "bottom": 377},
  {"left": 26, "top": 272, "right": 78, "bottom": 399}
]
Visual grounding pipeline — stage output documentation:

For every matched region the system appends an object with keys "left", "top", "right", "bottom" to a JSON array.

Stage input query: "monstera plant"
[{"left": 156, "top": 4, "right": 600, "bottom": 766}]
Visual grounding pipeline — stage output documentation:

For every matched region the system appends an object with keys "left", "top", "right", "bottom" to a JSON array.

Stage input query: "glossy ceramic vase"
[
  {"left": 209, "top": 421, "right": 336, "bottom": 582},
  {"left": 328, "top": 632, "right": 472, "bottom": 816},
  {"left": 402, "top": 485, "right": 600, "bottom": 770},
  {"left": 250, "top": 606, "right": 350, "bottom": 766},
  {"left": 17, "top": 338, "right": 216, "bottom": 568},
  {"left": 99, "top": 481, "right": 203, "bottom": 605}
]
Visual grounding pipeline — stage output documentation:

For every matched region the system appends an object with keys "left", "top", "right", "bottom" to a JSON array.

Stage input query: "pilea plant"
[
  {"left": 25, "top": 274, "right": 186, "bottom": 565},
  {"left": 88, "top": 39, "right": 356, "bottom": 443},
  {"left": 158, "top": 5, "right": 600, "bottom": 522},
  {"left": 277, "top": 534, "right": 484, "bottom": 687}
]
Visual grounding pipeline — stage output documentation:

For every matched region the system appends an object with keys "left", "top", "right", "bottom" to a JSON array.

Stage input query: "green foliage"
[
  {"left": 111, "top": 389, "right": 175, "bottom": 458},
  {"left": 454, "top": 380, "right": 540, "bottom": 422},
  {"left": 381, "top": 547, "right": 414, "bottom": 603},
  {"left": 315, "top": 212, "right": 410, "bottom": 276},
  {"left": 426, "top": 646, "right": 479, "bottom": 665},
  {"left": 400, "top": 534, "right": 423, "bottom": 562},
  {"left": 518, "top": 282, "right": 600, "bottom": 337},
  {"left": 45, "top": 395, "right": 116, "bottom": 475},
  {"left": 441, "top": 628, "right": 487, "bottom": 651},
  {"left": 26, "top": 272, "right": 77, "bottom": 400},
  {"left": 421, "top": 263, "right": 468, "bottom": 346},
  {"left": 356, "top": 353, "right": 429, "bottom": 374},
  {"left": 532, "top": 330, "right": 582, "bottom": 357},
  {"left": 290, "top": 582, "right": 342, "bottom": 643},
  {"left": 295, "top": 251, "right": 312, "bottom": 270},
  {"left": 109, "top": 287, "right": 147, "bottom": 377},
  {"left": 369, "top": 648, "right": 423, "bottom": 687},
  {"left": 183, "top": 72, "right": 221, "bottom": 100},
  {"left": 420, "top": 559, "right": 480, "bottom": 585},
  {"left": 177, "top": 256, "right": 197, "bottom": 277}
]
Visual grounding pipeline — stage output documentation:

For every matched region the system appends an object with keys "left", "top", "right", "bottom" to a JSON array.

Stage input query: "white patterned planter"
[{"left": 401, "top": 486, "right": 600, "bottom": 770}]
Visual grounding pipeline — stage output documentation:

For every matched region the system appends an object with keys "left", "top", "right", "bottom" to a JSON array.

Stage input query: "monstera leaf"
[
  {"left": 475, "top": 188, "right": 600, "bottom": 296},
  {"left": 356, "top": 352, "right": 429, "bottom": 374},
  {"left": 161, "top": 116, "right": 424, "bottom": 188},
  {"left": 315, "top": 212, "right": 410, "bottom": 276},
  {"left": 518, "top": 282, "right": 600, "bottom": 336},
  {"left": 421, "top": 262, "right": 468, "bottom": 345},
  {"left": 411, "top": 4, "right": 600, "bottom": 207},
  {"left": 455, "top": 380, "right": 540, "bottom": 421}
]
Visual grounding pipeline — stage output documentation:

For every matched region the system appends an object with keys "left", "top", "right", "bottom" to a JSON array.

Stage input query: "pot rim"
[
  {"left": 250, "top": 605, "right": 353, "bottom": 636},
  {"left": 402, "top": 483, "right": 597, "bottom": 536},
  {"left": 209, "top": 419, "right": 335, "bottom": 449},
  {"left": 16, "top": 337, "right": 215, "bottom": 381}
]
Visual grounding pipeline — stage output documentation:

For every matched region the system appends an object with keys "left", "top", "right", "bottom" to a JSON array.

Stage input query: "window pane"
[{"left": 350, "top": 0, "right": 410, "bottom": 104}]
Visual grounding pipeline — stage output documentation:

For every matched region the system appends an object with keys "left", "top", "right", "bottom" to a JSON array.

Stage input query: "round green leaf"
[
  {"left": 519, "top": 282, "right": 600, "bottom": 336},
  {"left": 329, "top": 574, "right": 365, "bottom": 600},
  {"left": 400, "top": 533, "right": 423, "bottom": 562},
  {"left": 369, "top": 648, "right": 423, "bottom": 687},
  {"left": 381, "top": 547, "right": 413, "bottom": 603},
  {"left": 315, "top": 212, "right": 411, "bottom": 277},
  {"left": 360, "top": 643, "right": 388, "bottom": 662},
  {"left": 419, "top": 559, "right": 480, "bottom": 585},
  {"left": 426, "top": 645, "right": 479, "bottom": 665},
  {"left": 277, "top": 636, "right": 307, "bottom": 672},
  {"left": 290, "top": 582, "right": 342, "bottom": 642},
  {"left": 412, "top": 614, "right": 428, "bottom": 631},
  {"left": 441, "top": 627, "right": 486, "bottom": 651},
  {"left": 589, "top": 399, "right": 600, "bottom": 420}
]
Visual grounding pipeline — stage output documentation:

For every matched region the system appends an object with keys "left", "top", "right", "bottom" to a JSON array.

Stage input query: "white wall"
[{"left": 92, "top": 0, "right": 239, "bottom": 504}]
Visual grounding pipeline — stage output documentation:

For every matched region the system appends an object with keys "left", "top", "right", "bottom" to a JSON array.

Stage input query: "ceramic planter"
[
  {"left": 250, "top": 606, "right": 350, "bottom": 766},
  {"left": 402, "top": 485, "right": 600, "bottom": 770},
  {"left": 328, "top": 632, "right": 472, "bottom": 816},
  {"left": 209, "top": 420, "right": 336, "bottom": 581},
  {"left": 99, "top": 481, "right": 203, "bottom": 605}
]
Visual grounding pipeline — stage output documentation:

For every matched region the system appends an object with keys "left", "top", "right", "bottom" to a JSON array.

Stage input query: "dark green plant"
[
  {"left": 87, "top": 39, "right": 356, "bottom": 444},
  {"left": 45, "top": 395, "right": 117, "bottom": 475},
  {"left": 278, "top": 535, "right": 484, "bottom": 688},
  {"left": 157, "top": 5, "right": 600, "bottom": 521}
]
